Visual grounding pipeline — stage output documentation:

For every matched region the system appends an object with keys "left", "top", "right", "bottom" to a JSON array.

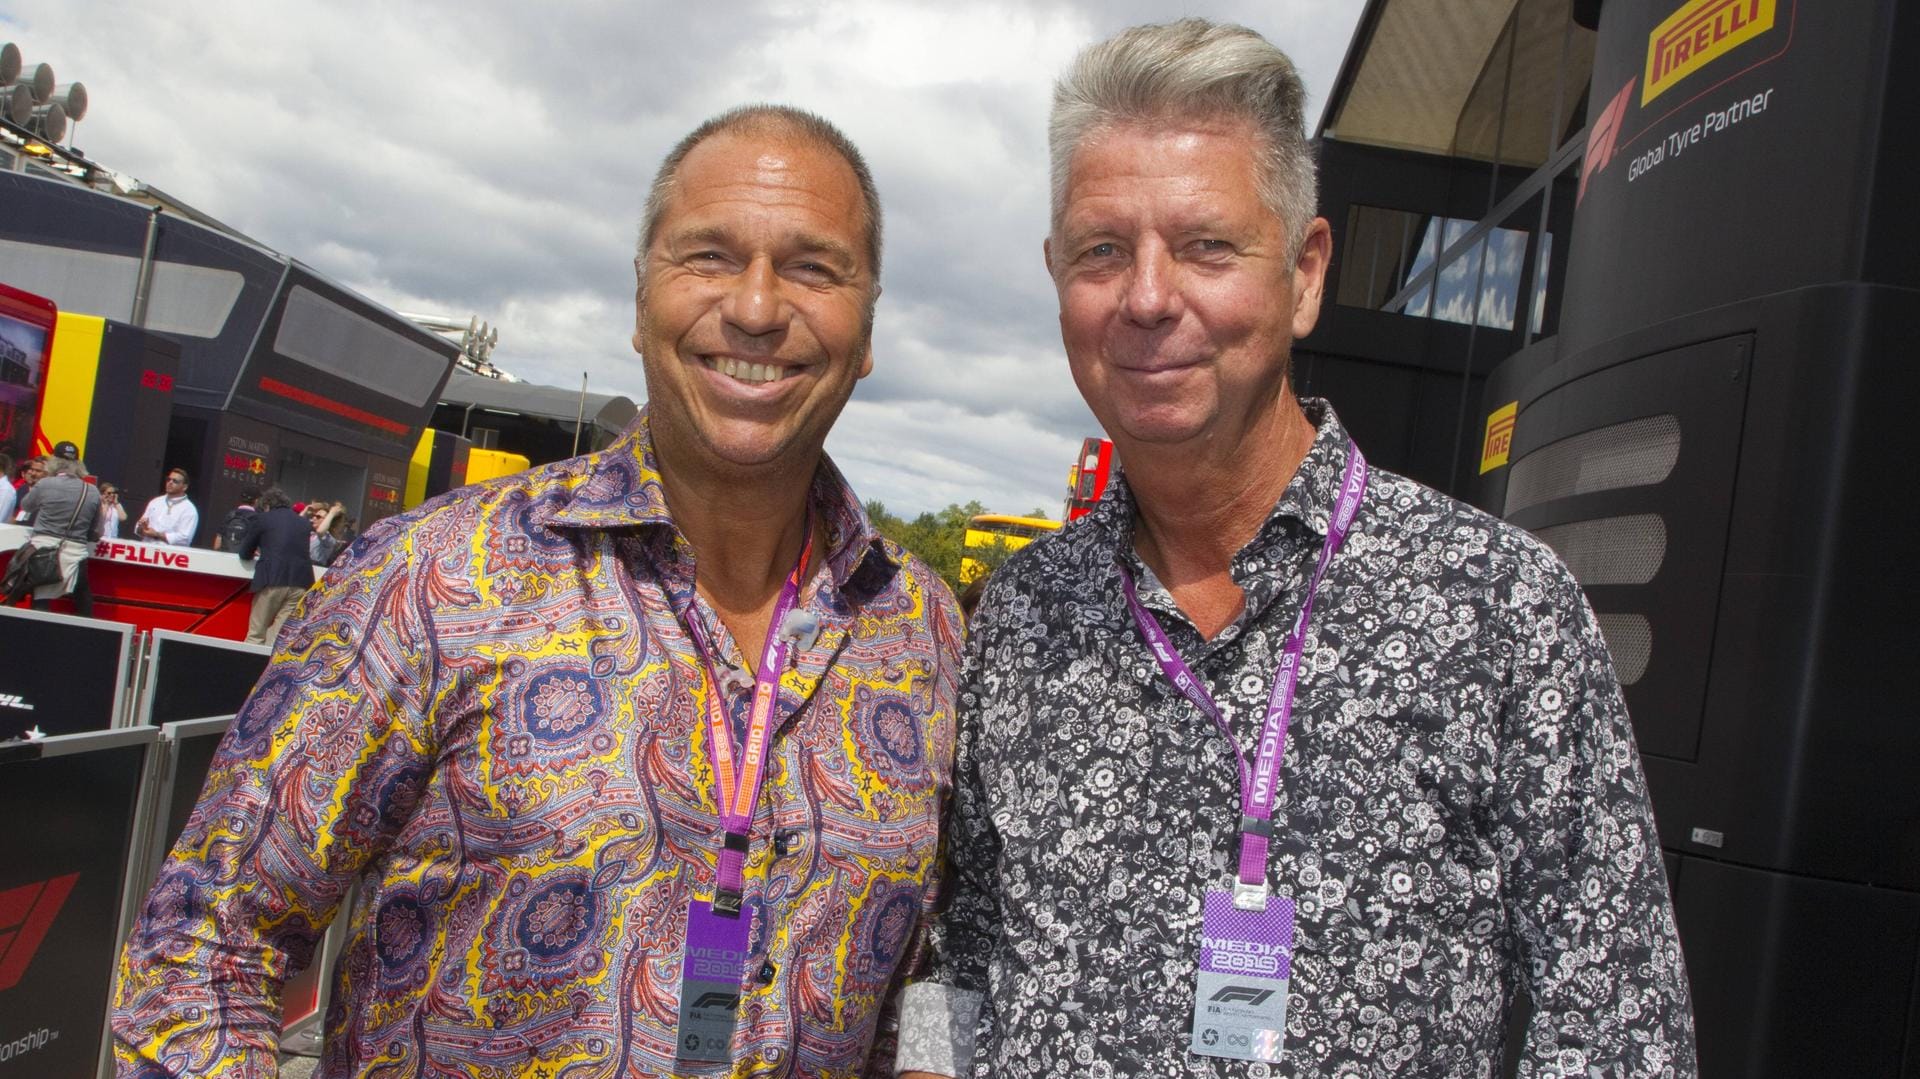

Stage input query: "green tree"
[{"left": 864, "top": 499, "right": 993, "bottom": 594}]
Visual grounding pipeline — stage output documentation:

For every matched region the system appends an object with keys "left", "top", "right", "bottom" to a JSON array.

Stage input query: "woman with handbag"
[{"left": 3, "top": 456, "right": 103, "bottom": 615}]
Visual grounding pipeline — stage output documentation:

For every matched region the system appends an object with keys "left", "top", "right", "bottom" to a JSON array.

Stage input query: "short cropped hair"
[
  {"left": 635, "top": 105, "right": 883, "bottom": 294},
  {"left": 1050, "top": 18, "right": 1318, "bottom": 254}
]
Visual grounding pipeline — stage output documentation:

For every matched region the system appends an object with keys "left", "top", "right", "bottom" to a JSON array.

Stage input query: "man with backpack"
[{"left": 210, "top": 485, "right": 261, "bottom": 551}]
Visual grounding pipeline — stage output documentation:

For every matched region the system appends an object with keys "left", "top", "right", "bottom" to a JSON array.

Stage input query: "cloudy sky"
[{"left": 4, "top": 1, "right": 1365, "bottom": 518}]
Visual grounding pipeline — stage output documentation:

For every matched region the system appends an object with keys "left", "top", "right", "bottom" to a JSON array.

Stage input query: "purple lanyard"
[
  {"left": 675, "top": 513, "right": 815, "bottom": 916},
  {"left": 1119, "top": 446, "right": 1367, "bottom": 908}
]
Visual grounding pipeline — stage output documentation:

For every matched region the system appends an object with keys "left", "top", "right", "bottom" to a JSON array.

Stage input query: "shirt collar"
[
  {"left": 1243, "top": 397, "right": 1352, "bottom": 553},
  {"left": 1080, "top": 398, "right": 1355, "bottom": 636},
  {"left": 1089, "top": 397, "right": 1352, "bottom": 554},
  {"left": 534, "top": 407, "right": 896, "bottom": 592}
]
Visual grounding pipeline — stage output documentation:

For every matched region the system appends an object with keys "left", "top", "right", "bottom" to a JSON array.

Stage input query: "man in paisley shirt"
[
  {"left": 897, "top": 20, "right": 1696, "bottom": 1079},
  {"left": 113, "top": 105, "right": 964, "bottom": 1077}
]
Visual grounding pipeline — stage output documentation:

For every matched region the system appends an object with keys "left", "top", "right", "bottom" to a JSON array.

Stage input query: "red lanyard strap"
[{"left": 677, "top": 512, "right": 816, "bottom": 916}]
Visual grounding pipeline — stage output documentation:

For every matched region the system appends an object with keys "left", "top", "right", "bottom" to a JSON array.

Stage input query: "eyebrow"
[{"left": 671, "top": 224, "right": 860, "bottom": 270}]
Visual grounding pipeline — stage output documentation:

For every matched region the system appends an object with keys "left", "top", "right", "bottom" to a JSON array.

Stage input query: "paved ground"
[{"left": 279, "top": 1056, "right": 318, "bottom": 1078}]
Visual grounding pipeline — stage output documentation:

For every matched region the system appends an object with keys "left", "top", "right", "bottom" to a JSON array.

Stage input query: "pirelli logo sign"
[
  {"left": 1644, "top": 0, "right": 1776, "bottom": 105},
  {"left": 1479, "top": 402, "right": 1518, "bottom": 475}
]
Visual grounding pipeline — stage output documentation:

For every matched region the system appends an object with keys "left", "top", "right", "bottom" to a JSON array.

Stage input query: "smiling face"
[
  {"left": 1048, "top": 120, "right": 1329, "bottom": 454},
  {"left": 634, "top": 127, "right": 876, "bottom": 481}
]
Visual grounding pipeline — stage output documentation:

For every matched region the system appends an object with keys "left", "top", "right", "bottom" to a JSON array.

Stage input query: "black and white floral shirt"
[{"left": 897, "top": 401, "right": 1696, "bottom": 1078}]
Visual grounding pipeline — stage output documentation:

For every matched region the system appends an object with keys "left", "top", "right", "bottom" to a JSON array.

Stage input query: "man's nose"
[
  {"left": 1120, "top": 245, "right": 1182, "bottom": 327},
  {"left": 721, "top": 256, "right": 788, "bottom": 336}
]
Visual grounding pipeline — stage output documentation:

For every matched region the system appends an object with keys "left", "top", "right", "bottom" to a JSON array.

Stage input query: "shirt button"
[{"left": 757, "top": 961, "right": 777, "bottom": 985}]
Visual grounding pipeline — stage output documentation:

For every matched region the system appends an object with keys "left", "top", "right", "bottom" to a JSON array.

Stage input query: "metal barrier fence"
[{"left": 0, "top": 608, "right": 342, "bottom": 1078}]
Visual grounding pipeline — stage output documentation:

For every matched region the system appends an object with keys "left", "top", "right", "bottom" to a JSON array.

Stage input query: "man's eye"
[{"left": 1085, "top": 243, "right": 1119, "bottom": 260}]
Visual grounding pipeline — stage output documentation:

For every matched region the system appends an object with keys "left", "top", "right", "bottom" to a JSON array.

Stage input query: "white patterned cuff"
[{"left": 894, "top": 981, "right": 982, "bottom": 1077}]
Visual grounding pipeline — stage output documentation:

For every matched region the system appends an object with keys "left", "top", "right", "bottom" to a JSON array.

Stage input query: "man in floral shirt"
[
  {"left": 114, "top": 105, "right": 963, "bottom": 1078},
  {"left": 897, "top": 20, "right": 1696, "bottom": 1079}
]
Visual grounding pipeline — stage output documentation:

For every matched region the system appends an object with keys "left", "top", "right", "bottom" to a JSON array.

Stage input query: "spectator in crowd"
[
  {"left": 309, "top": 501, "right": 352, "bottom": 566},
  {"left": 135, "top": 467, "right": 198, "bottom": 545},
  {"left": 12, "top": 455, "right": 45, "bottom": 500},
  {"left": 51, "top": 439, "right": 80, "bottom": 463},
  {"left": 236, "top": 487, "right": 314, "bottom": 646},
  {"left": 211, "top": 485, "right": 262, "bottom": 551},
  {"left": 97, "top": 481, "right": 126, "bottom": 538},
  {"left": 0, "top": 453, "right": 15, "bottom": 525},
  {"left": 4, "top": 455, "right": 103, "bottom": 615}
]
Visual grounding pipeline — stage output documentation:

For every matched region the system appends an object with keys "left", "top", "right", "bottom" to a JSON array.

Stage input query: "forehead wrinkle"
[
  {"left": 684, "top": 135, "right": 859, "bottom": 204},
  {"left": 660, "top": 137, "right": 871, "bottom": 272}
]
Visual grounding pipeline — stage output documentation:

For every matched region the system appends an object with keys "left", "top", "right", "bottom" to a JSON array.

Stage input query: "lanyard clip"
[
  {"left": 779, "top": 609, "right": 821, "bottom": 654},
  {"left": 1232, "top": 879, "right": 1270, "bottom": 911},
  {"left": 718, "top": 666, "right": 753, "bottom": 695},
  {"left": 712, "top": 831, "right": 750, "bottom": 917}
]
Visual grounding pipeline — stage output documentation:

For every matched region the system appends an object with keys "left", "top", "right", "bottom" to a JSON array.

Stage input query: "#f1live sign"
[{"left": 0, "top": 742, "right": 148, "bottom": 1073}]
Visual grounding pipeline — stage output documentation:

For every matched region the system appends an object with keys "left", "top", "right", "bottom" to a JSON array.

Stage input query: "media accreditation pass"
[{"left": 675, "top": 524, "right": 817, "bottom": 1064}]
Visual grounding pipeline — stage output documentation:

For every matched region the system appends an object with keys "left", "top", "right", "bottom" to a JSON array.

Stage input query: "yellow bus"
[{"left": 961, "top": 514, "right": 1060, "bottom": 583}]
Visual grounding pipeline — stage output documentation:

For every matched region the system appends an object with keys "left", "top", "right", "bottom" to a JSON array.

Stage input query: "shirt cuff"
[{"left": 894, "top": 981, "right": 982, "bottom": 1077}]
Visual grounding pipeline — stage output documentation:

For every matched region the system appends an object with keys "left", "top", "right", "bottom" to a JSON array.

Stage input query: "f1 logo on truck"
[{"left": 0, "top": 874, "right": 78, "bottom": 992}]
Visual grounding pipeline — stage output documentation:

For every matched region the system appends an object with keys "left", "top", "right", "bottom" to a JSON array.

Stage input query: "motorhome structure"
[{"left": 1302, "top": 2, "right": 1917, "bottom": 1074}]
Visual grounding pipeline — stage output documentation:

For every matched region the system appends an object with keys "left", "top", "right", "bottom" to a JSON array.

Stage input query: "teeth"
[{"left": 704, "top": 358, "right": 794, "bottom": 385}]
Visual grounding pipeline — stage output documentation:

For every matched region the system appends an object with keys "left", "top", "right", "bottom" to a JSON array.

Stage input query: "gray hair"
[
  {"left": 635, "top": 104, "right": 883, "bottom": 296},
  {"left": 44, "top": 455, "right": 82, "bottom": 478},
  {"left": 1049, "top": 18, "right": 1318, "bottom": 253}
]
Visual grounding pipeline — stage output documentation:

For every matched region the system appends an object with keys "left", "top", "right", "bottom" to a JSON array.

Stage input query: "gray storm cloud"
[{"left": 5, "top": 0, "right": 1360, "bottom": 517}]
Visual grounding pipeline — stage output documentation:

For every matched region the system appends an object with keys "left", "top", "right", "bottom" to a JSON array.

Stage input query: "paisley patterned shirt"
[
  {"left": 897, "top": 401, "right": 1696, "bottom": 1078},
  {"left": 112, "top": 411, "right": 964, "bottom": 1078}
]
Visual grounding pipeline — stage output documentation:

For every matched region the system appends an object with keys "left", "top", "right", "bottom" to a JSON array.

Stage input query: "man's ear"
[
  {"left": 1290, "top": 217, "right": 1334, "bottom": 340},
  {"left": 631, "top": 281, "right": 648, "bottom": 357}
]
